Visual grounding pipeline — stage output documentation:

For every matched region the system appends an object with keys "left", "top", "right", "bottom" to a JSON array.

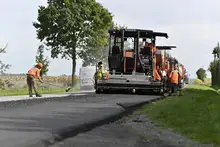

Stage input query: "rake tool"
[{"left": 37, "top": 81, "right": 72, "bottom": 92}]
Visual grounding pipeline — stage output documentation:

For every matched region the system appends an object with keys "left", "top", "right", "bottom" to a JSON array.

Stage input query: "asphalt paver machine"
[{"left": 95, "top": 29, "right": 174, "bottom": 94}]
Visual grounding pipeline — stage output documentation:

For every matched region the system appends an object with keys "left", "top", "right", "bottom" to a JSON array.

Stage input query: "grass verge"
[
  {"left": 136, "top": 84, "right": 220, "bottom": 146},
  {"left": 0, "top": 86, "right": 79, "bottom": 96}
]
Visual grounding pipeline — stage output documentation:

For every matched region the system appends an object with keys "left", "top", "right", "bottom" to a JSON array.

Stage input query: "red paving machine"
[{"left": 94, "top": 29, "right": 179, "bottom": 95}]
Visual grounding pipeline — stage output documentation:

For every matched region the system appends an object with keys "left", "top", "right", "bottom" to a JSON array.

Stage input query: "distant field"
[
  {"left": 0, "top": 75, "right": 81, "bottom": 96},
  {"left": 0, "top": 75, "right": 80, "bottom": 96},
  {"left": 0, "top": 75, "right": 79, "bottom": 89}
]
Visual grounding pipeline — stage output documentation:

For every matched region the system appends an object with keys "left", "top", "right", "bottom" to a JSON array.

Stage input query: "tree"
[
  {"left": 81, "top": 44, "right": 109, "bottom": 68},
  {"left": 0, "top": 44, "right": 11, "bottom": 75},
  {"left": 212, "top": 43, "right": 220, "bottom": 59},
  {"left": 113, "top": 23, "right": 127, "bottom": 29},
  {"left": 209, "top": 42, "right": 220, "bottom": 86},
  {"left": 35, "top": 44, "right": 50, "bottom": 77},
  {"left": 79, "top": 23, "right": 127, "bottom": 68},
  {"left": 79, "top": 29, "right": 110, "bottom": 68},
  {"left": 196, "top": 68, "right": 207, "bottom": 82},
  {"left": 33, "top": 0, "right": 113, "bottom": 86}
]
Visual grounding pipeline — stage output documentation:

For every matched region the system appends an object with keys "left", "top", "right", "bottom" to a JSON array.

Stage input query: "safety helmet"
[
  {"left": 98, "top": 61, "right": 103, "bottom": 67},
  {"left": 98, "top": 61, "right": 102, "bottom": 65},
  {"left": 37, "top": 63, "right": 43, "bottom": 68}
]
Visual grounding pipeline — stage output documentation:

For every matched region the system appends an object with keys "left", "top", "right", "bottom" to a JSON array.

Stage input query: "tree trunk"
[
  {"left": 72, "top": 57, "right": 76, "bottom": 87},
  {"left": 211, "top": 71, "right": 215, "bottom": 86},
  {"left": 71, "top": 50, "right": 76, "bottom": 87}
]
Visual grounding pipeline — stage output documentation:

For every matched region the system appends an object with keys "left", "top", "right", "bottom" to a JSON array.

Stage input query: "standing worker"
[
  {"left": 169, "top": 64, "right": 181, "bottom": 96},
  {"left": 178, "top": 64, "right": 184, "bottom": 96},
  {"left": 26, "top": 63, "right": 44, "bottom": 97},
  {"left": 94, "top": 61, "right": 108, "bottom": 80},
  {"left": 93, "top": 61, "right": 109, "bottom": 89}
]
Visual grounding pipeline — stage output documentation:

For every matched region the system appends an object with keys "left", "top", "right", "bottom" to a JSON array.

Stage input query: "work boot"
[
  {"left": 29, "top": 92, "right": 33, "bottom": 97},
  {"left": 36, "top": 93, "right": 42, "bottom": 97}
]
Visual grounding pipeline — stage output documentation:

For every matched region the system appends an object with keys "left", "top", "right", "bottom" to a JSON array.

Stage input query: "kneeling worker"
[{"left": 26, "top": 63, "right": 44, "bottom": 97}]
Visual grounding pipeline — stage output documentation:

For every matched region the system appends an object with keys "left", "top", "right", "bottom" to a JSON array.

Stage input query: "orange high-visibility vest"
[
  {"left": 169, "top": 70, "right": 179, "bottom": 84},
  {"left": 27, "top": 67, "right": 40, "bottom": 79},
  {"left": 154, "top": 68, "right": 161, "bottom": 81}
]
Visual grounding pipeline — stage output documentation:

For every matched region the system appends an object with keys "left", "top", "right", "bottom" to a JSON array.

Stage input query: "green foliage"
[
  {"left": 209, "top": 42, "right": 220, "bottom": 86},
  {"left": 33, "top": 0, "right": 113, "bottom": 86},
  {"left": 79, "top": 30, "right": 109, "bottom": 67},
  {"left": 137, "top": 85, "right": 220, "bottom": 146},
  {"left": 80, "top": 23, "right": 127, "bottom": 68},
  {"left": 81, "top": 44, "right": 109, "bottom": 67},
  {"left": 193, "top": 78, "right": 211, "bottom": 86},
  {"left": 193, "top": 79, "right": 203, "bottom": 85},
  {"left": 113, "top": 23, "right": 127, "bottom": 29},
  {"left": 35, "top": 44, "right": 50, "bottom": 77},
  {"left": 196, "top": 68, "right": 207, "bottom": 82},
  {"left": 0, "top": 44, "right": 11, "bottom": 75},
  {"left": 0, "top": 78, "right": 5, "bottom": 90},
  {"left": 0, "top": 44, "right": 10, "bottom": 89},
  {"left": 212, "top": 43, "right": 220, "bottom": 58}
]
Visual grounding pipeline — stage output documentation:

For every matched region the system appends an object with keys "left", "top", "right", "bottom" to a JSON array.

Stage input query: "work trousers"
[
  {"left": 26, "top": 74, "right": 39, "bottom": 96},
  {"left": 171, "top": 83, "right": 178, "bottom": 94}
]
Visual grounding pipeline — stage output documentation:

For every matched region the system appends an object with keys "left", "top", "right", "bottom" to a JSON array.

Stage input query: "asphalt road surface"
[
  {"left": 51, "top": 117, "right": 179, "bottom": 147},
  {"left": 0, "top": 91, "right": 211, "bottom": 147},
  {"left": 50, "top": 113, "right": 212, "bottom": 147},
  {"left": 0, "top": 92, "right": 161, "bottom": 147}
]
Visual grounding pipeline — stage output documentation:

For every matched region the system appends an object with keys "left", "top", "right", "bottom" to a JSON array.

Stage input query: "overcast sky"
[{"left": 0, "top": 0, "right": 219, "bottom": 78}]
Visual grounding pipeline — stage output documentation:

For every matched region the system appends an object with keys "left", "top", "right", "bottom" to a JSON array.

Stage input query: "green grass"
[
  {"left": 136, "top": 84, "right": 220, "bottom": 146},
  {"left": 0, "top": 86, "right": 79, "bottom": 96}
]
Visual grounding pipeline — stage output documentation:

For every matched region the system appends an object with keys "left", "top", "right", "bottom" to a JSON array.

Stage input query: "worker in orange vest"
[
  {"left": 26, "top": 63, "right": 44, "bottom": 97},
  {"left": 169, "top": 64, "right": 181, "bottom": 96},
  {"left": 153, "top": 68, "right": 161, "bottom": 81}
]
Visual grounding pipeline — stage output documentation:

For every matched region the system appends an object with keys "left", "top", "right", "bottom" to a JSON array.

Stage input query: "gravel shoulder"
[
  {"left": 125, "top": 114, "right": 213, "bottom": 147},
  {"left": 51, "top": 113, "right": 213, "bottom": 147}
]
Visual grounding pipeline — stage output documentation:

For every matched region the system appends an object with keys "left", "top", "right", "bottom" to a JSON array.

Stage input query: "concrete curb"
[
  {"left": 32, "top": 95, "right": 166, "bottom": 147},
  {"left": 0, "top": 93, "right": 94, "bottom": 109},
  {"left": 0, "top": 90, "right": 95, "bottom": 104}
]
